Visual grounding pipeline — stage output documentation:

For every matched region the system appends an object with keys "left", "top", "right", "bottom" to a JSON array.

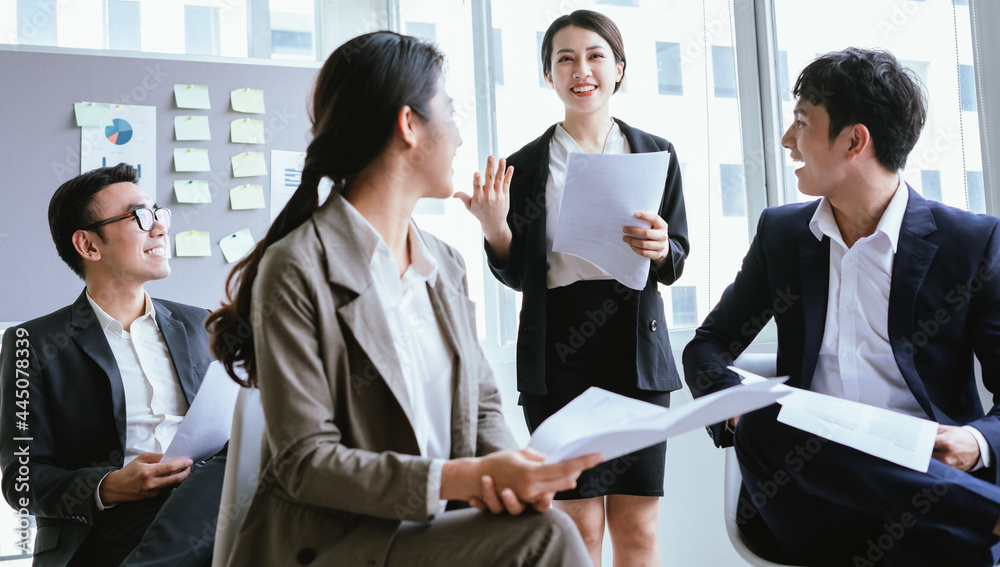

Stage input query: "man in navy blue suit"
[
  {"left": 684, "top": 48, "right": 1000, "bottom": 566},
  {"left": 0, "top": 164, "right": 224, "bottom": 566}
]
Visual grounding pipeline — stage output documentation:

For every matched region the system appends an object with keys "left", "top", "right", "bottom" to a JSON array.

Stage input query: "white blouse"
[{"left": 545, "top": 121, "right": 632, "bottom": 289}]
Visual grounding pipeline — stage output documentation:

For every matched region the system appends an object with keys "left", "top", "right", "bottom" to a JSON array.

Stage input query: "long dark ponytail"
[{"left": 207, "top": 31, "right": 445, "bottom": 386}]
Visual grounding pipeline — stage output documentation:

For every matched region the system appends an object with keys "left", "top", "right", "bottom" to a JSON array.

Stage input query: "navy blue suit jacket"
[
  {"left": 0, "top": 290, "right": 213, "bottom": 565},
  {"left": 485, "top": 119, "right": 690, "bottom": 397},
  {"left": 684, "top": 187, "right": 1000, "bottom": 484}
]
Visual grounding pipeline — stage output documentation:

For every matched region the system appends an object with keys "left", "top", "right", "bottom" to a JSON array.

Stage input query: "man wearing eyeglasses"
[{"left": 0, "top": 163, "right": 224, "bottom": 567}]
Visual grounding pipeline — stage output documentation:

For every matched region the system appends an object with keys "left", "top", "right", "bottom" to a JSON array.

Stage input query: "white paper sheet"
[
  {"left": 551, "top": 151, "right": 671, "bottom": 290},
  {"left": 527, "top": 378, "right": 790, "bottom": 464},
  {"left": 163, "top": 362, "right": 242, "bottom": 462},
  {"left": 729, "top": 367, "right": 938, "bottom": 472}
]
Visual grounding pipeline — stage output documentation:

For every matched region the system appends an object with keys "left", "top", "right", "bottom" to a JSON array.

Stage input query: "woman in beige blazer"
[{"left": 206, "top": 31, "right": 601, "bottom": 567}]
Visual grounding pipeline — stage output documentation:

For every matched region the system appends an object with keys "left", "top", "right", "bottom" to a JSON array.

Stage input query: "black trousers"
[
  {"left": 735, "top": 404, "right": 1000, "bottom": 567},
  {"left": 68, "top": 454, "right": 225, "bottom": 567}
]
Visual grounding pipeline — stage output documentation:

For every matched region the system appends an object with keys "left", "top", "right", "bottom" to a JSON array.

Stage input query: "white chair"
[
  {"left": 726, "top": 353, "right": 802, "bottom": 567},
  {"left": 212, "top": 387, "right": 265, "bottom": 567}
]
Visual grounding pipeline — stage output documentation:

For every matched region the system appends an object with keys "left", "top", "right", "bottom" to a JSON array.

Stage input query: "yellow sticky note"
[
  {"left": 174, "top": 180, "right": 212, "bottom": 204},
  {"left": 174, "top": 115, "right": 211, "bottom": 141},
  {"left": 231, "top": 152, "right": 267, "bottom": 178},
  {"left": 230, "top": 88, "right": 265, "bottom": 113},
  {"left": 175, "top": 231, "right": 212, "bottom": 257},
  {"left": 229, "top": 184, "right": 265, "bottom": 210},
  {"left": 174, "top": 84, "right": 211, "bottom": 110},
  {"left": 230, "top": 119, "right": 265, "bottom": 144},
  {"left": 219, "top": 228, "right": 256, "bottom": 263},
  {"left": 173, "top": 148, "right": 211, "bottom": 172},
  {"left": 74, "top": 102, "right": 112, "bottom": 127}
]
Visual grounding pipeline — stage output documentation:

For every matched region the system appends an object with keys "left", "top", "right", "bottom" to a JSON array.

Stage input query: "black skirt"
[{"left": 522, "top": 279, "right": 670, "bottom": 500}]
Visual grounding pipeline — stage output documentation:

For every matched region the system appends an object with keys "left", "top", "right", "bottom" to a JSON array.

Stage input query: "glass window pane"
[
  {"left": 656, "top": 41, "right": 683, "bottom": 95},
  {"left": 597, "top": 0, "right": 640, "bottom": 6},
  {"left": 720, "top": 164, "right": 746, "bottom": 217},
  {"left": 405, "top": 21, "right": 437, "bottom": 42},
  {"left": 774, "top": 0, "right": 983, "bottom": 212},
  {"left": 671, "top": 286, "right": 698, "bottom": 327},
  {"left": 712, "top": 45, "right": 737, "bottom": 98},
  {"left": 16, "top": 0, "right": 57, "bottom": 46},
  {"left": 536, "top": 31, "right": 546, "bottom": 88},
  {"left": 968, "top": 171, "right": 985, "bottom": 214},
  {"left": 493, "top": 28, "right": 504, "bottom": 85},
  {"left": 185, "top": 5, "right": 221, "bottom": 57},
  {"left": 921, "top": 169, "right": 942, "bottom": 202},
  {"left": 109, "top": 0, "right": 141, "bottom": 52}
]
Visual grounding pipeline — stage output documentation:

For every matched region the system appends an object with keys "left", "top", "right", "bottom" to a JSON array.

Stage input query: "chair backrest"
[{"left": 211, "top": 387, "right": 265, "bottom": 567}]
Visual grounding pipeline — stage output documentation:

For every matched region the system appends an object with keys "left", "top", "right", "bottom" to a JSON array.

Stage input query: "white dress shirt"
[
  {"left": 86, "top": 290, "right": 189, "bottom": 508},
  {"left": 343, "top": 197, "right": 454, "bottom": 517},
  {"left": 809, "top": 183, "right": 990, "bottom": 469},
  {"left": 545, "top": 122, "right": 630, "bottom": 289}
]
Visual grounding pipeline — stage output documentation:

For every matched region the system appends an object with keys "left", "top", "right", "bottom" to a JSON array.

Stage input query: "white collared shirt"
[
  {"left": 544, "top": 122, "right": 630, "bottom": 289},
  {"left": 809, "top": 183, "right": 990, "bottom": 469},
  {"left": 86, "top": 290, "right": 189, "bottom": 508},
  {"left": 342, "top": 196, "right": 454, "bottom": 517}
]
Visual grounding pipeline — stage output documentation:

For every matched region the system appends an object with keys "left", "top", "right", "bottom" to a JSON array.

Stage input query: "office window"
[
  {"left": 785, "top": 165, "right": 798, "bottom": 197},
  {"left": 405, "top": 21, "right": 436, "bottom": 43},
  {"left": 16, "top": 0, "right": 57, "bottom": 46},
  {"left": 712, "top": 45, "right": 737, "bottom": 98},
  {"left": 271, "top": 10, "right": 314, "bottom": 60},
  {"left": 777, "top": 50, "right": 790, "bottom": 100},
  {"left": 108, "top": 1, "right": 141, "bottom": 52},
  {"left": 960, "top": 64, "right": 977, "bottom": 112},
  {"left": 597, "top": 0, "right": 640, "bottom": 6},
  {"left": 955, "top": 0, "right": 969, "bottom": 5},
  {"left": 968, "top": 171, "right": 985, "bottom": 214},
  {"left": 921, "top": 170, "right": 942, "bottom": 202},
  {"left": 184, "top": 6, "right": 221, "bottom": 57},
  {"left": 492, "top": 28, "right": 504, "bottom": 86},
  {"left": 671, "top": 286, "right": 698, "bottom": 328},
  {"left": 656, "top": 42, "right": 683, "bottom": 95},
  {"left": 720, "top": 164, "right": 746, "bottom": 217}
]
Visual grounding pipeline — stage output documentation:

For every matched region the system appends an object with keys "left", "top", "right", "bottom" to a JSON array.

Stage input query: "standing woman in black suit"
[{"left": 456, "top": 9, "right": 689, "bottom": 566}]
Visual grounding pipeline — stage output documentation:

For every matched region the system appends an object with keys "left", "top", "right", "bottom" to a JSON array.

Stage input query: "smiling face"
[
  {"left": 412, "top": 74, "right": 462, "bottom": 199},
  {"left": 781, "top": 100, "right": 854, "bottom": 199},
  {"left": 545, "top": 25, "right": 623, "bottom": 118},
  {"left": 82, "top": 182, "right": 170, "bottom": 285}
]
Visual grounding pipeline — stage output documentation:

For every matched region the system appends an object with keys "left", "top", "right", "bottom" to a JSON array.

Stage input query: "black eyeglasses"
[{"left": 81, "top": 207, "right": 172, "bottom": 232}]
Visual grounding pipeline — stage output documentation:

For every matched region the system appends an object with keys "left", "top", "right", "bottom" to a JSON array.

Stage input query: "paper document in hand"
[
  {"left": 527, "top": 378, "right": 790, "bottom": 464},
  {"left": 551, "top": 151, "right": 671, "bottom": 290},
  {"left": 729, "top": 367, "right": 939, "bottom": 473},
  {"left": 163, "top": 361, "right": 242, "bottom": 462}
]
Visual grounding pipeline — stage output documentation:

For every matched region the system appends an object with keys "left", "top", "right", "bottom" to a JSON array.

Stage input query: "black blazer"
[
  {"left": 684, "top": 188, "right": 1000, "bottom": 485},
  {"left": 0, "top": 290, "right": 213, "bottom": 566},
  {"left": 486, "top": 118, "right": 690, "bottom": 397}
]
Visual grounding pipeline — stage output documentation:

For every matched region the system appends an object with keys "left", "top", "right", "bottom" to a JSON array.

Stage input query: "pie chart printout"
[{"left": 105, "top": 118, "right": 133, "bottom": 145}]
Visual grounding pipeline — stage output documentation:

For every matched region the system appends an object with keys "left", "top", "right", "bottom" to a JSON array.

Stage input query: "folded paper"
[{"left": 219, "top": 228, "right": 256, "bottom": 263}]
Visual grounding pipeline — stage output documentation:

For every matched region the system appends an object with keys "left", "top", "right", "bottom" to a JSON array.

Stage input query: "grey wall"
[{"left": 0, "top": 47, "right": 319, "bottom": 321}]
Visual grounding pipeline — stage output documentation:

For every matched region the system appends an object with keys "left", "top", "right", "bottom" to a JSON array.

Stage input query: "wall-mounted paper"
[
  {"left": 219, "top": 228, "right": 256, "bottom": 263},
  {"left": 174, "top": 180, "right": 212, "bottom": 204},
  {"left": 175, "top": 231, "right": 212, "bottom": 257},
  {"left": 80, "top": 104, "right": 157, "bottom": 196},
  {"left": 74, "top": 102, "right": 112, "bottom": 127},
  {"left": 230, "top": 119, "right": 265, "bottom": 144},
  {"left": 231, "top": 88, "right": 265, "bottom": 113},
  {"left": 230, "top": 184, "right": 265, "bottom": 210},
  {"left": 174, "top": 84, "right": 211, "bottom": 110},
  {"left": 174, "top": 115, "right": 211, "bottom": 141},
  {"left": 174, "top": 148, "right": 211, "bottom": 172},
  {"left": 231, "top": 152, "right": 267, "bottom": 177}
]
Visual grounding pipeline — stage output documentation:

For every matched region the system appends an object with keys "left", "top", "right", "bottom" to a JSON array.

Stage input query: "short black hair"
[
  {"left": 793, "top": 47, "right": 926, "bottom": 172},
  {"left": 48, "top": 163, "right": 139, "bottom": 279}
]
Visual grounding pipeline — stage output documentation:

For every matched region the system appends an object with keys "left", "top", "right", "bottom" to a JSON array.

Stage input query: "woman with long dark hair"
[
  {"left": 206, "top": 31, "right": 598, "bottom": 566},
  {"left": 458, "top": 10, "right": 689, "bottom": 566}
]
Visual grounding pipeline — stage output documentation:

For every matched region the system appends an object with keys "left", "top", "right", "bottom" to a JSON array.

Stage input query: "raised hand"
[{"left": 453, "top": 155, "right": 514, "bottom": 243}]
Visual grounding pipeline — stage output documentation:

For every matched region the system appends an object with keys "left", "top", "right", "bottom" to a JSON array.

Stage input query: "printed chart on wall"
[
  {"left": 81, "top": 104, "right": 157, "bottom": 195},
  {"left": 270, "top": 150, "right": 332, "bottom": 225}
]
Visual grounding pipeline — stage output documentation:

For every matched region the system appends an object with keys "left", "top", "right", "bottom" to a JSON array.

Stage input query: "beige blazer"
[{"left": 226, "top": 193, "right": 517, "bottom": 566}]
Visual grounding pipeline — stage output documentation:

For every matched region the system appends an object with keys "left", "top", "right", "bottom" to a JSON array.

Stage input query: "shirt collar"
[
  {"left": 341, "top": 195, "right": 438, "bottom": 286},
  {"left": 85, "top": 289, "right": 157, "bottom": 335},
  {"left": 808, "top": 176, "right": 907, "bottom": 253}
]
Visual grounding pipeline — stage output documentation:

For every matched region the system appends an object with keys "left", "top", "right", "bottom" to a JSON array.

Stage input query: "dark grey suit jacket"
[{"left": 0, "top": 291, "right": 213, "bottom": 566}]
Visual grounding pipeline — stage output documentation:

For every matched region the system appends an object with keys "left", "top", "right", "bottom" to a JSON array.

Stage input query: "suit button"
[
  {"left": 297, "top": 548, "right": 316, "bottom": 565},
  {"left": 649, "top": 319, "right": 657, "bottom": 332}
]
